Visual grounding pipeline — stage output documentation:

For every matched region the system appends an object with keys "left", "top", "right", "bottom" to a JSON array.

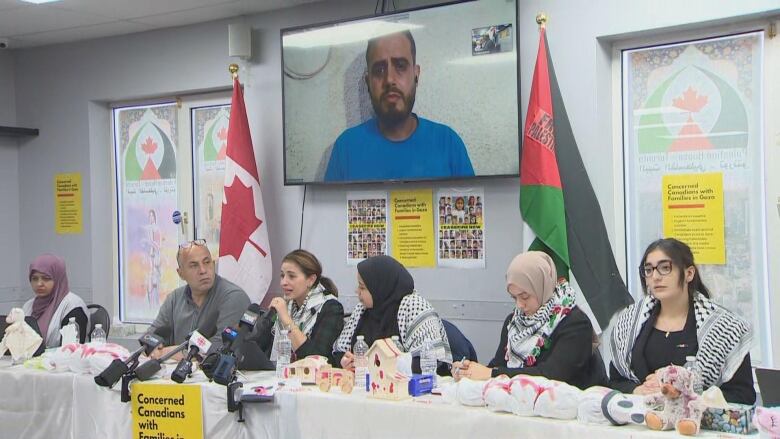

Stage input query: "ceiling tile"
[
  {"left": 0, "top": 5, "right": 110, "bottom": 36},
  {"left": 11, "top": 20, "right": 154, "bottom": 47}
]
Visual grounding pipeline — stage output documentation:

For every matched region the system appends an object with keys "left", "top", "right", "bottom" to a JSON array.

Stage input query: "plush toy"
[
  {"left": 645, "top": 365, "right": 705, "bottom": 435},
  {"left": 753, "top": 406, "right": 780, "bottom": 439},
  {"left": 0, "top": 308, "right": 42, "bottom": 362}
]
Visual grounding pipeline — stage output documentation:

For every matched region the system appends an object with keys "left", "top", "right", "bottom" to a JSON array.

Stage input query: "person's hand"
[
  {"left": 341, "top": 351, "right": 355, "bottom": 371},
  {"left": 451, "top": 360, "right": 464, "bottom": 381},
  {"left": 269, "top": 297, "right": 291, "bottom": 326},
  {"left": 456, "top": 360, "right": 492, "bottom": 381},
  {"left": 148, "top": 345, "right": 184, "bottom": 362},
  {"left": 632, "top": 384, "right": 657, "bottom": 395}
]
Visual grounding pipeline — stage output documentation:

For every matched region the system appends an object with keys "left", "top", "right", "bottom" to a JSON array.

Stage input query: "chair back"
[
  {"left": 87, "top": 304, "right": 111, "bottom": 340},
  {"left": 442, "top": 319, "right": 478, "bottom": 362}
]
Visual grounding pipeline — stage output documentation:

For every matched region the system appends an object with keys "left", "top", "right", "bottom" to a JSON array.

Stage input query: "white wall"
[
  {"left": 0, "top": 51, "right": 23, "bottom": 313},
  {"left": 9, "top": 0, "right": 780, "bottom": 362}
]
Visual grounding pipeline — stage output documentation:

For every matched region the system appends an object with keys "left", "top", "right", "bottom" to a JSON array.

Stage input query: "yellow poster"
[
  {"left": 132, "top": 383, "right": 203, "bottom": 439},
  {"left": 390, "top": 189, "right": 435, "bottom": 267},
  {"left": 54, "top": 173, "right": 82, "bottom": 234},
  {"left": 662, "top": 173, "right": 725, "bottom": 264}
]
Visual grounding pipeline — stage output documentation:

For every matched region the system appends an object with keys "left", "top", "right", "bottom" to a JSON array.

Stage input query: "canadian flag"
[{"left": 218, "top": 77, "right": 272, "bottom": 304}]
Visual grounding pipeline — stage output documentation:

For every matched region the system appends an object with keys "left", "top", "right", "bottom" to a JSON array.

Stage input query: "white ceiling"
[{"left": 0, "top": 0, "right": 324, "bottom": 49}]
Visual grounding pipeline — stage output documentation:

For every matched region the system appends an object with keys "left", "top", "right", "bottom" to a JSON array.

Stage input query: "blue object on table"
[{"left": 408, "top": 374, "right": 434, "bottom": 396}]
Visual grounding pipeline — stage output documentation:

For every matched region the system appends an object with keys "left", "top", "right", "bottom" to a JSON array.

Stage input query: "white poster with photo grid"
[
  {"left": 437, "top": 188, "right": 485, "bottom": 268},
  {"left": 346, "top": 191, "right": 388, "bottom": 265}
]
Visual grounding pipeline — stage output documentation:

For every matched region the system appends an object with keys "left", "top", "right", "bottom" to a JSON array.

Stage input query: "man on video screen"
[{"left": 324, "top": 30, "right": 474, "bottom": 182}]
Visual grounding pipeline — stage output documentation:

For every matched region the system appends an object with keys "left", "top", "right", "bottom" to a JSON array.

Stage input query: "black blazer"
[{"left": 488, "top": 306, "right": 606, "bottom": 389}]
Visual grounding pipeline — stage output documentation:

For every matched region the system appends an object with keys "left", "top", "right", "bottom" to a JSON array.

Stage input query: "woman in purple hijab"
[{"left": 22, "top": 254, "right": 89, "bottom": 347}]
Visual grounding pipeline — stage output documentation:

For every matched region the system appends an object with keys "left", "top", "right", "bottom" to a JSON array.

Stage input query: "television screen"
[{"left": 281, "top": 0, "right": 519, "bottom": 185}]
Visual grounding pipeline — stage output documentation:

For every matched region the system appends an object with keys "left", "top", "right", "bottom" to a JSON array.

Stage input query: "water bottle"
[
  {"left": 683, "top": 355, "right": 703, "bottom": 394},
  {"left": 90, "top": 323, "right": 107, "bottom": 345},
  {"left": 62, "top": 316, "right": 80, "bottom": 344},
  {"left": 275, "top": 329, "right": 292, "bottom": 381},
  {"left": 420, "top": 339, "right": 438, "bottom": 387},
  {"left": 353, "top": 335, "right": 370, "bottom": 392}
]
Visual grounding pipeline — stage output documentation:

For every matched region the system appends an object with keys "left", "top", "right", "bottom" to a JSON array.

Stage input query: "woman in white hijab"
[{"left": 454, "top": 251, "right": 604, "bottom": 389}]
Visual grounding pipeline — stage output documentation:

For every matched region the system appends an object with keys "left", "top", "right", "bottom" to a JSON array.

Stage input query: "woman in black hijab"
[{"left": 332, "top": 255, "right": 451, "bottom": 369}]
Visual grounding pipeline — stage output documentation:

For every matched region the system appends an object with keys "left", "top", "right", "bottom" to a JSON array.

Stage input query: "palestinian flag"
[{"left": 520, "top": 27, "right": 633, "bottom": 328}]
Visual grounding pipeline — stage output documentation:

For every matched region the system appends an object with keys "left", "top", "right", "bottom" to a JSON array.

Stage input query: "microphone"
[
  {"left": 94, "top": 332, "right": 162, "bottom": 387},
  {"left": 254, "top": 307, "right": 277, "bottom": 337},
  {"left": 170, "top": 328, "right": 215, "bottom": 383},
  {"left": 134, "top": 338, "right": 190, "bottom": 381},
  {"left": 211, "top": 304, "right": 262, "bottom": 385}
]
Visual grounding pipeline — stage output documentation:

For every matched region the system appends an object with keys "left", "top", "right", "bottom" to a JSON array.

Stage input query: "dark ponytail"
[{"left": 282, "top": 249, "right": 339, "bottom": 297}]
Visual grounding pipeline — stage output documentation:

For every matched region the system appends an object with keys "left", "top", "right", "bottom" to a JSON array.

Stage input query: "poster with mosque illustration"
[
  {"left": 624, "top": 32, "right": 767, "bottom": 361},
  {"left": 115, "top": 104, "right": 181, "bottom": 323},
  {"left": 192, "top": 104, "right": 230, "bottom": 259}
]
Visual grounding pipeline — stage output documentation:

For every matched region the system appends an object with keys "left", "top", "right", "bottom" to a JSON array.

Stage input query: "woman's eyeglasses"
[
  {"left": 178, "top": 239, "right": 207, "bottom": 250},
  {"left": 640, "top": 260, "right": 673, "bottom": 278}
]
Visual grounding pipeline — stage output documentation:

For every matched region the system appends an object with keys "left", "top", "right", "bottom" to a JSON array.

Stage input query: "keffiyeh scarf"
[{"left": 610, "top": 292, "right": 752, "bottom": 388}]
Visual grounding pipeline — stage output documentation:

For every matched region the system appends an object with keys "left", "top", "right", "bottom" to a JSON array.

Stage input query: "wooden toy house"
[
  {"left": 317, "top": 366, "right": 355, "bottom": 393},
  {"left": 283, "top": 355, "right": 329, "bottom": 384},
  {"left": 367, "top": 338, "right": 410, "bottom": 400}
]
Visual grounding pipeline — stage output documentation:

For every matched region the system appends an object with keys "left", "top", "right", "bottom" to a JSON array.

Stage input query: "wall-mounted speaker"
[{"left": 228, "top": 23, "right": 251, "bottom": 59}]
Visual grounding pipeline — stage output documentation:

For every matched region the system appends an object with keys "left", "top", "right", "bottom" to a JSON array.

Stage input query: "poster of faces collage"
[
  {"left": 347, "top": 191, "right": 388, "bottom": 265},
  {"left": 438, "top": 189, "right": 485, "bottom": 268}
]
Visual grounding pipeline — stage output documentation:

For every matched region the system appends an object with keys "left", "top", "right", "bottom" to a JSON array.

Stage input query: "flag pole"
[{"left": 229, "top": 63, "right": 239, "bottom": 80}]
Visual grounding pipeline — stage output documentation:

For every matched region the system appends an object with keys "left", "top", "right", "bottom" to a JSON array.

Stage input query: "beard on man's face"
[{"left": 370, "top": 85, "right": 416, "bottom": 127}]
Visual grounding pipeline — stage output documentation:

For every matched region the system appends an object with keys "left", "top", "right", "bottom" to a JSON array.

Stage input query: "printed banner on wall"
[
  {"left": 623, "top": 32, "right": 767, "bottom": 360},
  {"left": 662, "top": 173, "right": 725, "bottom": 264},
  {"left": 54, "top": 173, "right": 83, "bottom": 234},
  {"left": 347, "top": 191, "right": 387, "bottom": 265},
  {"left": 437, "top": 189, "right": 485, "bottom": 268},
  {"left": 390, "top": 189, "right": 435, "bottom": 268},
  {"left": 192, "top": 104, "right": 230, "bottom": 258},
  {"left": 115, "top": 104, "right": 180, "bottom": 323}
]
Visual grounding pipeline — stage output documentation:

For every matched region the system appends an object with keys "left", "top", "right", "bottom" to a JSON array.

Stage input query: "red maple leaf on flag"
[
  {"left": 672, "top": 87, "right": 708, "bottom": 113},
  {"left": 219, "top": 176, "right": 267, "bottom": 260},
  {"left": 141, "top": 136, "right": 158, "bottom": 155}
]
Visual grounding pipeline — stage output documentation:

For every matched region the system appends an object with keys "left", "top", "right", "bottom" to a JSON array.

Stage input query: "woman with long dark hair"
[{"left": 608, "top": 238, "right": 755, "bottom": 404}]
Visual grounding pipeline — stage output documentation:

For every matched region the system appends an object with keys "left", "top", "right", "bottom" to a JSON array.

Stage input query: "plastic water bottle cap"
[
  {"left": 95, "top": 324, "right": 102, "bottom": 329},
  {"left": 69, "top": 317, "right": 76, "bottom": 322},
  {"left": 357, "top": 335, "right": 364, "bottom": 340},
  {"left": 685, "top": 356, "right": 696, "bottom": 361}
]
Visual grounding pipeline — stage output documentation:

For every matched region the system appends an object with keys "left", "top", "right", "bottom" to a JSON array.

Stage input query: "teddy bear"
[
  {"left": 644, "top": 364, "right": 706, "bottom": 435},
  {"left": 0, "top": 308, "right": 43, "bottom": 363}
]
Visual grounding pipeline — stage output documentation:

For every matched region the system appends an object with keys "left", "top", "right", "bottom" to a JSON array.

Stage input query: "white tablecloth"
[{"left": 0, "top": 360, "right": 754, "bottom": 439}]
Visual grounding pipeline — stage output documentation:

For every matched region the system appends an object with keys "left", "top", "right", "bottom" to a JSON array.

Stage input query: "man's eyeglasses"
[
  {"left": 640, "top": 260, "right": 673, "bottom": 278},
  {"left": 179, "top": 239, "right": 207, "bottom": 250}
]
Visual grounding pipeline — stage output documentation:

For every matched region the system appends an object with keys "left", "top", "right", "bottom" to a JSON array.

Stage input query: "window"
[{"left": 112, "top": 93, "right": 229, "bottom": 323}]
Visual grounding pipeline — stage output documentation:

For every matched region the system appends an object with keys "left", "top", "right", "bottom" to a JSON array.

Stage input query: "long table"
[{"left": 0, "top": 360, "right": 752, "bottom": 439}]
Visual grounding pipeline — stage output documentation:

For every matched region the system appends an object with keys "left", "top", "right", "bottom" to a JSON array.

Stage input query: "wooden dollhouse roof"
[{"left": 368, "top": 338, "right": 403, "bottom": 359}]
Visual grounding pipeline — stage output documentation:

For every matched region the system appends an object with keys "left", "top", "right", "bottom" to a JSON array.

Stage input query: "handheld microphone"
[
  {"left": 254, "top": 307, "right": 277, "bottom": 338},
  {"left": 212, "top": 304, "right": 263, "bottom": 385},
  {"left": 170, "top": 328, "right": 215, "bottom": 383},
  {"left": 134, "top": 337, "right": 191, "bottom": 381},
  {"left": 94, "top": 332, "right": 162, "bottom": 387}
]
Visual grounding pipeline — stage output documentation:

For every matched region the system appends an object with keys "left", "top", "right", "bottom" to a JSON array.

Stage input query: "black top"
[
  {"left": 488, "top": 306, "right": 606, "bottom": 390},
  {"left": 60, "top": 307, "right": 88, "bottom": 344},
  {"left": 608, "top": 304, "right": 755, "bottom": 404},
  {"left": 255, "top": 300, "right": 344, "bottom": 361}
]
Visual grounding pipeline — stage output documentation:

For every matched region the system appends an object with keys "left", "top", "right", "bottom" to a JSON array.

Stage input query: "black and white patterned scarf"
[
  {"left": 333, "top": 292, "right": 452, "bottom": 363},
  {"left": 610, "top": 292, "right": 752, "bottom": 388},
  {"left": 506, "top": 282, "right": 576, "bottom": 368},
  {"left": 270, "top": 283, "right": 336, "bottom": 355}
]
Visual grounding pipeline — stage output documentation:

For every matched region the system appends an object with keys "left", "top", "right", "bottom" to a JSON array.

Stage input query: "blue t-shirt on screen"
[{"left": 324, "top": 115, "right": 475, "bottom": 182}]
